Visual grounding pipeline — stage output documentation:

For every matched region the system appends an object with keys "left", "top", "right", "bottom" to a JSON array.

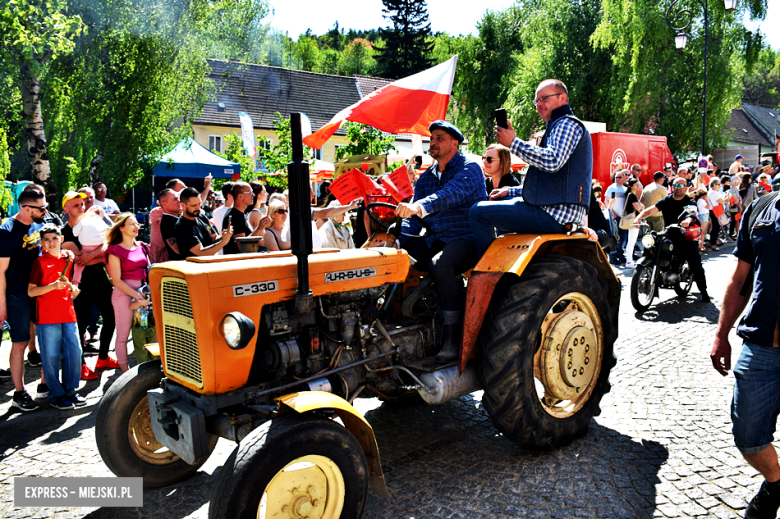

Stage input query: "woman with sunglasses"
[
  {"left": 263, "top": 200, "right": 292, "bottom": 251},
  {"left": 483, "top": 144, "right": 520, "bottom": 194}
]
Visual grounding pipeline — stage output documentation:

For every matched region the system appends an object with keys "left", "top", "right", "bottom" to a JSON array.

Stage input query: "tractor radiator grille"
[{"left": 160, "top": 277, "right": 202, "bottom": 388}]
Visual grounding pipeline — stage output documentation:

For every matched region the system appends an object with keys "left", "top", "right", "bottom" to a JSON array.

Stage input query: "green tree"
[
  {"left": 0, "top": 0, "right": 84, "bottom": 204},
  {"left": 340, "top": 38, "right": 376, "bottom": 76},
  {"left": 439, "top": 8, "right": 524, "bottom": 152},
  {"left": 295, "top": 36, "right": 321, "bottom": 72},
  {"left": 335, "top": 122, "right": 396, "bottom": 160},
  {"left": 0, "top": 127, "right": 12, "bottom": 214},
  {"left": 36, "top": 0, "right": 269, "bottom": 202},
  {"left": 377, "top": 0, "right": 434, "bottom": 79},
  {"left": 742, "top": 48, "right": 780, "bottom": 108},
  {"left": 592, "top": 0, "right": 766, "bottom": 156}
]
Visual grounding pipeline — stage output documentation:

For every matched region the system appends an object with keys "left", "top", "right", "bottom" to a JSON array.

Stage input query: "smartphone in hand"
[{"left": 494, "top": 108, "right": 508, "bottom": 129}]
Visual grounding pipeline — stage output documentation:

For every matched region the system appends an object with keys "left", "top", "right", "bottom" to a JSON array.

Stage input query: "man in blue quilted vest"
[
  {"left": 469, "top": 79, "right": 593, "bottom": 257},
  {"left": 395, "top": 120, "right": 487, "bottom": 362}
]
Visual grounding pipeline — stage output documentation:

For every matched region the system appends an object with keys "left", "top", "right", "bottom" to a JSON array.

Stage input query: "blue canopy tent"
[{"left": 153, "top": 138, "right": 241, "bottom": 179}]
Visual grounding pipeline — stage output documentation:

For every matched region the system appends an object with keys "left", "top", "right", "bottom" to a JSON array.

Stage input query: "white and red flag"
[{"left": 303, "top": 55, "right": 458, "bottom": 149}]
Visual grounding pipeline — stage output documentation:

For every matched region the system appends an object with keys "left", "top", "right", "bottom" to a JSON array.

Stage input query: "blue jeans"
[
  {"left": 732, "top": 341, "right": 780, "bottom": 454},
  {"left": 610, "top": 217, "right": 628, "bottom": 263},
  {"left": 37, "top": 322, "right": 82, "bottom": 402},
  {"left": 469, "top": 199, "right": 565, "bottom": 257}
]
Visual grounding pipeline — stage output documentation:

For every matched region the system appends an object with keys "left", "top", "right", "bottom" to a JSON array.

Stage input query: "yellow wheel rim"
[
  {"left": 127, "top": 397, "right": 180, "bottom": 465},
  {"left": 534, "top": 292, "right": 604, "bottom": 419},
  {"left": 258, "top": 455, "right": 345, "bottom": 519}
]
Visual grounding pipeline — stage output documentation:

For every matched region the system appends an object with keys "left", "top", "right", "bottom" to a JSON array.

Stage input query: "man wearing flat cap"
[
  {"left": 469, "top": 79, "right": 592, "bottom": 257},
  {"left": 394, "top": 120, "right": 487, "bottom": 362}
]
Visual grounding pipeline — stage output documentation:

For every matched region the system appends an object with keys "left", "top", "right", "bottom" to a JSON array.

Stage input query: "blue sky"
[{"left": 268, "top": 0, "right": 779, "bottom": 50}]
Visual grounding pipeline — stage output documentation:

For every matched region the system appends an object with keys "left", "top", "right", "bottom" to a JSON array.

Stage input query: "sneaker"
[
  {"left": 35, "top": 383, "right": 49, "bottom": 399},
  {"left": 745, "top": 480, "right": 780, "bottom": 519},
  {"left": 700, "top": 292, "right": 711, "bottom": 303},
  {"left": 12, "top": 391, "right": 40, "bottom": 412},
  {"left": 0, "top": 368, "right": 10, "bottom": 381},
  {"left": 50, "top": 396, "right": 74, "bottom": 410},
  {"left": 81, "top": 364, "right": 98, "bottom": 381},
  {"left": 69, "top": 394, "right": 86, "bottom": 407},
  {"left": 95, "top": 356, "right": 120, "bottom": 369},
  {"left": 625, "top": 261, "right": 636, "bottom": 269},
  {"left": 26, "top": 351, "right": 41, "bottom": 367}
]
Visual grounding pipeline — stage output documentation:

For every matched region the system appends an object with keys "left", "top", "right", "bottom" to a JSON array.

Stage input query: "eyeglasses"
[
  {"left": 482, "top": 156, "right": 496, "bottom": 164},
  {"left": 672, "top": 183, "right": 686, "bottom": 188},
  {"left": 22, "top": 204, "right": 48, "bottom": 211},
  {"left": 275, "top": 209, "right": 288, "bottom": 215},
  {"left": 533, "top": 93, "right": 563, "bottom": 105},
  {"left": 615, "top": 175, "right": 624, "bottom": 179}
]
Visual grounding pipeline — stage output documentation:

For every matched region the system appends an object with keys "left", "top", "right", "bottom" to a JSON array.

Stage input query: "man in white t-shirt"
[
  {"left": 605, "top": 169, "right": 628, "bottom": 264},
  {"left": 93, "top": 183, "right": 120, "bottom": 218}
]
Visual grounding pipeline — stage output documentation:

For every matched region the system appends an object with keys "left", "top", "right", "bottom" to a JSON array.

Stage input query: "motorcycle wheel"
[
  {"left": 674, "top": 262, "right": 693, "bottom": 297},
  {"left": 630, "top": 264, "right": 656, "bottom": 312}
]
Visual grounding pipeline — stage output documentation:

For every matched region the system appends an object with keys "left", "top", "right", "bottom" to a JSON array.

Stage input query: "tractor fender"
[
  {"left": 276, "top": 391, "right": 391, "bottom": 498},
  {"left": 460, "top": 234, "right": 620, "bottom": 373}
]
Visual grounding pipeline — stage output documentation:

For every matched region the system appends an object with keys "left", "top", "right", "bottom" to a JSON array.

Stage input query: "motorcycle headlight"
[
  {"left": 641, "top": 235, "right": 655, "bottom": 249},
  {"left": 221, "top": 312, "right": 255, "bottom": 350}
]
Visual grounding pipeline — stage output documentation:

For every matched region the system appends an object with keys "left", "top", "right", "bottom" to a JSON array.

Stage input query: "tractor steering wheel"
[{"left": 365, "top": 202, "right": 434, "bottom": 239}]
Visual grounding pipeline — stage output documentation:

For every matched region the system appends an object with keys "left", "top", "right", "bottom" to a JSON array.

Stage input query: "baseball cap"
[
  {"left": 428, "top": 120, "right": 464, "bottom": 144},
  {"left": 653, "top": 171, "right": 665, "bottom": 180},
  {"left": 735, "top": 154, "right": 743, "bottom": 160},
  {"left": 62, "top": 191, "right": 87, "bottom": 207}
]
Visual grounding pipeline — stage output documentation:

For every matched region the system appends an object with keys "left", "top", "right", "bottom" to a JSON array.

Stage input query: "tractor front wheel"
[{"left": 209, "top": 414, "right": 369, "bottom": 519}]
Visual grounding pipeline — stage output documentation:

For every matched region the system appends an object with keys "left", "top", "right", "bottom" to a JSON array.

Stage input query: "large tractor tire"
[
  {"left": 478, "top": 255, "right": 617, "bottom": 450},
  {"left": 209, "top": 414, "right": 369, "bottom": 519},
  {"left": 95, "top": 360, "right": 217, "bottom": 487}
]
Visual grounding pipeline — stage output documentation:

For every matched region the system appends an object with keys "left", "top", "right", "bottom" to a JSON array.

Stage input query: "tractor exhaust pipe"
[{"left": 288, "top": 113, "right": 314, "bottom": 314}]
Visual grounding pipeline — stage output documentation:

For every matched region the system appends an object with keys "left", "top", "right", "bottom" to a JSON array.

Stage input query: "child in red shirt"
[{"left": 28, "top": 224, "right": 85, "bottom": 410}]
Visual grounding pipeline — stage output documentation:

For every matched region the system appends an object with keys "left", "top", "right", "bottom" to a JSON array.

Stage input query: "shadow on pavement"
[
  {"left": 360, "top": 393, "right": 669, "bottom": 518},
  {"left": 633, "top": 291, "right": 719, "bottom": 325}
]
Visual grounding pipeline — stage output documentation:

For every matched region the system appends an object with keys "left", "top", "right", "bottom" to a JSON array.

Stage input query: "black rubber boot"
[{"left": 435, "top": 323, "right": 461, "bottom": 363}]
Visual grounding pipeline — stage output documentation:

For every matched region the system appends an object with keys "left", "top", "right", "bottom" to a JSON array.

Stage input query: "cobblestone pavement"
[{"left": 0, "top": 245, "right": 763, "bottom": 519}]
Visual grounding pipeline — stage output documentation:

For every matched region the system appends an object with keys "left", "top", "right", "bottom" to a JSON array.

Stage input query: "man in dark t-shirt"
[
  {"left": 221, "top": 182, "right": 270, "bottom": 255},
  {"left": 174, "top": 187, "right": 232, "bottom": 258},
  {"left": 634, "top": 176, "right": 709, "bottom": 302},
  {"left": 157, "top": 188, "right": 184, "bottom": 261},
  {"left": 0, "top": 190, "right": 45, "bottom": 411}
]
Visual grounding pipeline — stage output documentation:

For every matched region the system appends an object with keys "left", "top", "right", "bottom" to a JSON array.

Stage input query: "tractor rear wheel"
[{"left": 478, "top": 255, "right": 617, "bottom": 450}]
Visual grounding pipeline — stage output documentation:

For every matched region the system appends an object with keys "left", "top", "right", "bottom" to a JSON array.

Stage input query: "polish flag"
[{"left": 303, "top": 56, "right": 458, "bottom": 149}]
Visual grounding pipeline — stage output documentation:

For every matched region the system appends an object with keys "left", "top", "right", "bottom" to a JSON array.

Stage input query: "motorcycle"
[{"left": 630, "top": 209, "right": 701, "bottom": 312}]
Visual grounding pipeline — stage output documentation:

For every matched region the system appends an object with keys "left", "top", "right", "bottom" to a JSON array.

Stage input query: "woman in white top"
[
  {"left": 247, "top": 181, "right": 268, "bottom": 229},
  {"left": 694, "top": 188, "right": 710, "bottom": 252},
  {"left": 707, "top": 179, "right": 725, "bottom": 250}
]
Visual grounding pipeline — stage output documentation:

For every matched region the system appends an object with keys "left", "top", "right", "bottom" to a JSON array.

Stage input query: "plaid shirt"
[
  {"left": 401, "top": 152, "right": 487, "bottom": 246},
  {"left": 506, "top": 117, "right": 587, "bottom": 225}
]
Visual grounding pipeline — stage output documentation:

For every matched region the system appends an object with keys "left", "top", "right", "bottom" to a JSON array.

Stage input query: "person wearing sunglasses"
[
  {"left": 0, "top": 189, "right": 47, "bottom": 411},
  {"left": 483, "top": 144, "right": 519, "bottom": 193},
  {"left": 469, "top": 79, "right": 592, "bottom": 258},
  {"left": 632, "top": 177, "right": 710, "bottom": 302}
]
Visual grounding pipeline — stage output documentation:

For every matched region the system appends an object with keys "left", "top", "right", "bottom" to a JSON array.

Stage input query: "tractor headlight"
[
  {"left": 641, "top": 235, "right": 655, "bottom": 249},
  {"left": 221, "top": 312, "right": 255, "bottom": 350}
]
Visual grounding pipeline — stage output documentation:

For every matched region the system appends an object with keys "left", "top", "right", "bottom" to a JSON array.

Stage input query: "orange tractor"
[{"left": 95, "top": 114, "right": 620, "bottom": 519}]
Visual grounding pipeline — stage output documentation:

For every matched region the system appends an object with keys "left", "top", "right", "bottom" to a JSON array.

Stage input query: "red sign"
[
  {"left": 329, "top": 169, "right": 384, "bottom": 205},
  {"left": 379, "top": 166, "right": 414, "bottom": 203}
]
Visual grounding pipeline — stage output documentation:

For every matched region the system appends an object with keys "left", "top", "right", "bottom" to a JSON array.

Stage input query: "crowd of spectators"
[{"left": 594, "top": 153, "right": 780, "bottom": 267}]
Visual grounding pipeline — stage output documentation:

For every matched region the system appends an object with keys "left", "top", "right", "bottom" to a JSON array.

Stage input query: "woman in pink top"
[{"left": 106, "top": 214, "right": 151, "bottom": 372}]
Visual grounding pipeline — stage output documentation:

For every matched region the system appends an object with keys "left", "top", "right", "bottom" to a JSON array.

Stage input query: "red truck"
[{"left": 590, "top": 132, "right": 676, "bottom": 189}]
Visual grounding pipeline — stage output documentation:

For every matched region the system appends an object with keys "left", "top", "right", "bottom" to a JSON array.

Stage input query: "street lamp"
[{"left": 665, "top": 0, "right": 732, "bottom": 155}]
